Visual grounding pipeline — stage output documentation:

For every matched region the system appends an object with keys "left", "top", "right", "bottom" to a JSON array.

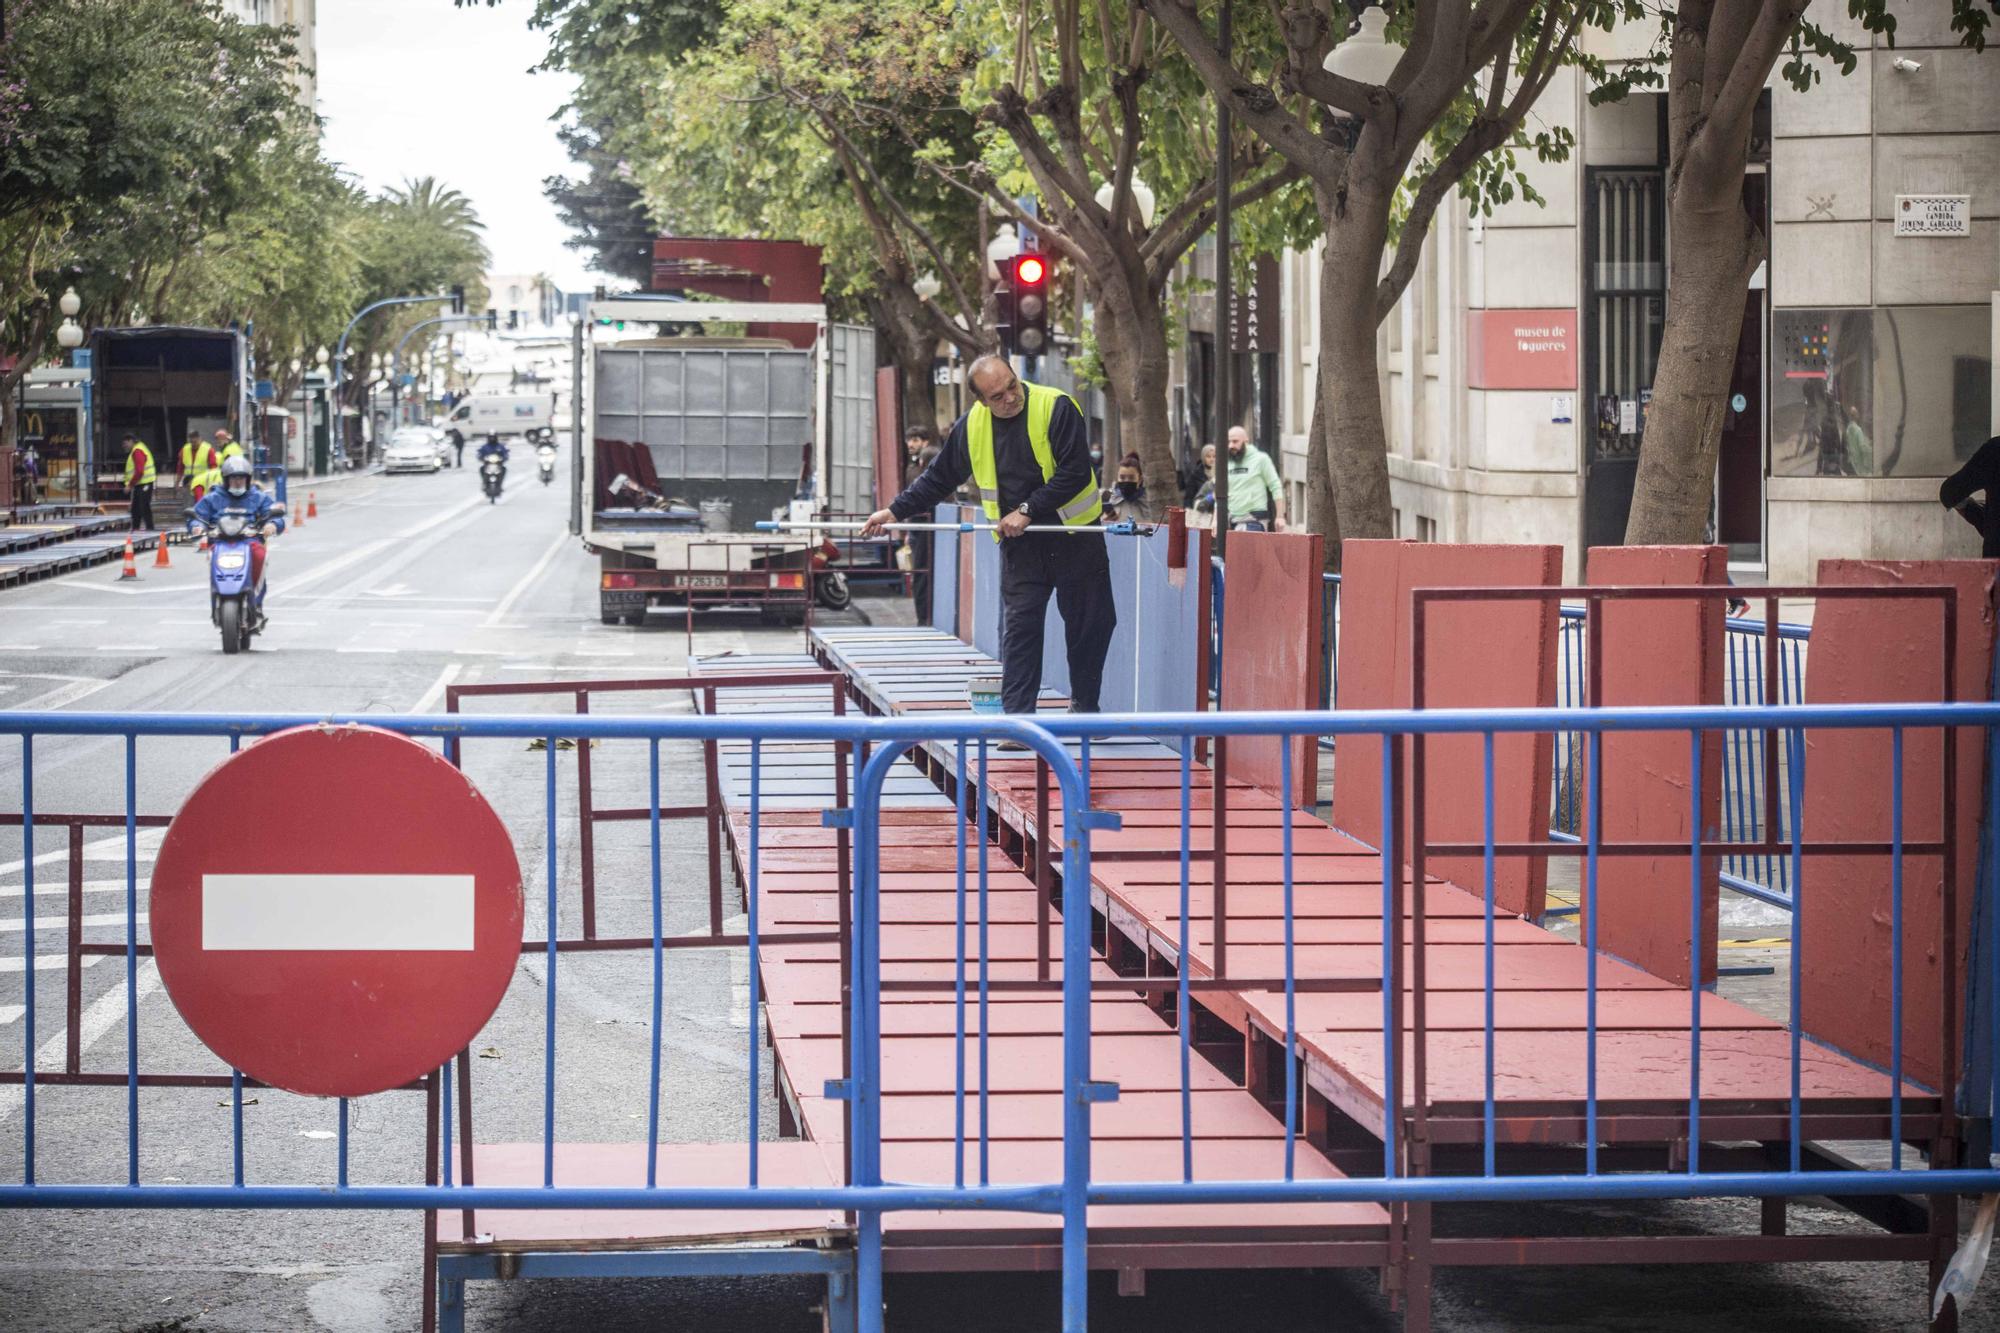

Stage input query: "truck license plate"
[{"left": 675, "top": 575, "right": 727, "bottom": 589}]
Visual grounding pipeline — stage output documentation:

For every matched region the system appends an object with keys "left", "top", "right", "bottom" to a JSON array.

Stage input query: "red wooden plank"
[
  {"left": 1329, "top": 539, "right": 1561, "bottom": 917},
  {"left": 1799, "top": 559, "right": 1997, "bottom": 1092},
  {"left": 1217, "top": 530, "right": 1324, "bottom": 807},
  {"left": 1583, "top": 545, "right": 1726, "bottom": 986}
]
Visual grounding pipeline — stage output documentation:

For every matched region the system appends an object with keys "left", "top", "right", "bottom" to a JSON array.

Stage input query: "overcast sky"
[{"left": 316, "top": 0, "right": 603, "bottom": 291}]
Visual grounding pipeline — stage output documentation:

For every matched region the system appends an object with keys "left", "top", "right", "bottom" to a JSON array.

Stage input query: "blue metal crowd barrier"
[{"left": 1, "top": 698, "right": 1995, "bottom": 1333}]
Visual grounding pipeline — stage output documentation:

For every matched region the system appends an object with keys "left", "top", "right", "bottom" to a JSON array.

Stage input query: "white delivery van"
[{"left": 443, "top": 393, "right": 556, "bottom": 445}]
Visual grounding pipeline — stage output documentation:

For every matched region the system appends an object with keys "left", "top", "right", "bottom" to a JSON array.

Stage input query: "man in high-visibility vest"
[
  {"left": 180, "top": 431, "right": 220, "bottom": 497},
  {"left": 214, "top": 428, "right": 246, "bottom": 464},
  {"left": 121, "top": 433, "right": 157, "bottom": 530},
  {"left": 862, "top": 354, "right": 1115, "bottom": 718}
]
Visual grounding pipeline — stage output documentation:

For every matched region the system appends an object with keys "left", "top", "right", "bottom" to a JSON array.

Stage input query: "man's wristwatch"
[{"left": 1014, "top": 503, "right": 1032, "bottom": 519}]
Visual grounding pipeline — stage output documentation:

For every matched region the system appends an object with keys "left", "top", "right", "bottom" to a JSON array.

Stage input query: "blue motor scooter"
[{"left": 192, "top": 504, "right": 282, "bottom": 654}]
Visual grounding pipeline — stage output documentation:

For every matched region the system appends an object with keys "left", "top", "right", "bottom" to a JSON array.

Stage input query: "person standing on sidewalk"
[
  {"left": 902, "top": 425, "right": 940, "bottom": 619},
  {"left": 1225, "top": 424, "right": 1286, "bottom": 530},
  {"left": 122, "top": 433, "right": 156, "bottom": 530},
  {"left": 861, "top": 355, "right": 1115, "bottom": 715},
  {"left": 179, "top": 430, "right": 220, "bottom": 498}
]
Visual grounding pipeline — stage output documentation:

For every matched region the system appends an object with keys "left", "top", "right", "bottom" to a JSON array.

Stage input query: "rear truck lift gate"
[{"left": 576, "top": 298, "right": 875, "bottom": 627}]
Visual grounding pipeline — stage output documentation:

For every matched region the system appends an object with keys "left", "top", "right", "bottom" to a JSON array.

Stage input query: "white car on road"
[{"left": 384, "top": 428, "right": 444, "bottom": 474}]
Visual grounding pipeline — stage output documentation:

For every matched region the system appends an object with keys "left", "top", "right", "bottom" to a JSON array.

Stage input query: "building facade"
[
  {"left": 1273, "top": 5, "right": 1998, "bottom": 582},
  {"left": 220, "top": 0, "right": 318, "bottom": 112}
]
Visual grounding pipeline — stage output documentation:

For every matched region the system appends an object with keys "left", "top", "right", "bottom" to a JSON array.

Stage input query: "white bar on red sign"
[{"left": 201, "top": 875, "right": 476, "bottom": 951}]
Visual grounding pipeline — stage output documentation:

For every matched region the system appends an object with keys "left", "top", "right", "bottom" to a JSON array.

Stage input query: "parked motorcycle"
[
  {"left": 536, "top": 442, "right": 557, "bottom": 487},
  {"left": 192, "top": 504, "right": 281, "bottom": 654}
]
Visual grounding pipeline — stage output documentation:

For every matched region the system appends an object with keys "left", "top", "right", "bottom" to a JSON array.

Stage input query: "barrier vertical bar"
[
  {"left": 1763, "top": 601, "right": 1781, "bottom": 901},
  {"left": 19, "top": 735, "right": 31, "bottom": 1185},
  {"left": 575, "top": 692, "right": 598, "bottom": 941},
  {"left": 647, "top": 738, "right": 664, "bottom": 1188},
  {"left": 66, "top": 824, "right": 80, "bottom": 1075},
  {"left": 1482, "top": 732, "right": 1496, "bottom": 1178},
  {"left": 954, "top": 740, "right": 968, "bottom": 1189},
  {"left": 1055, "top": 730, "right": 1093, "bottom": 1333},
  {"left": 232, "top": 1070, "right": 245, "bottom": 1187},
  {"left": 977, "top": 737, "right": 991, "bottom": 1187},
  {"left": 1584, "top": 727, "right": 1602, "bottom": 1176},
  {"left": 543, "top": 735, "right": 557, "bottom": 1188},
  {"left": 852, "top": 743, "right": 895, "bottom": 1333},
  {"left": 1891, "top": 727, "right": 1905, "bottom": 1169},
  {"left": 337, "top": 1099, "right": 350, "bottom": 1188},
  {"left": 1280, "top": 735, "right": 1297, "bottom": 1179},
  {"left": 1687, "top": 729, "right": 1703, "bottom": 1175},
  {"left": 1381, "top": 738, "right": 1399, "bottom": 1179},
  {"left": 704, "top": 689, "right": 723, "bottom": 936},
  {"left": 1177, "top": 743, "right": 1194, "bottom": 1183},
  {"left": 747, "top": 738, "right": 763, "bottom": 1187},
  {"left": 1035, "top": 759, "right": 1051, "bottom": 983},
  {"left": 441, "top": 1058, "right": 453, "bottom": 1187},
  {"left": 124, "top": 733, "right": 138, "bottom": 1187},
  {"left": 1786, "top": 725, "right": 1806, "bottom": 1170}
]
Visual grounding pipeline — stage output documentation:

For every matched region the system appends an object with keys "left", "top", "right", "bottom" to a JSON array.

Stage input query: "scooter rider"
[
  {"left": 477, "top": 432, "right": 509, "bottom": 478},
  {"left": 189, "top": 457, "right": 284, "bottom": 620}
]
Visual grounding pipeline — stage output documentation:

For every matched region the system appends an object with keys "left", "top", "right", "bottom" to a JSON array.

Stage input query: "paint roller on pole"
[{"left": 754, "top": 518, "right": 1154, "bottom": 536}]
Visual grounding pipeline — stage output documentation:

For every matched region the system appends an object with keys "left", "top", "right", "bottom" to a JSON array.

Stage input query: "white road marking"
[
  {"left": 279, "top": 493, "right": 486, "bottom": 598},
  {"left": 0, "top": 1005, "right": 23, "bottom": 1026},
  {"left": 0, "top": 645, "right": 44, "bottom": 652},
  {"left": 0, "top": 911, "right": 145, "bottom": 934},
  {"left": 203, "top": 874, "right": 474, "bottom": 950},
  {"left": 0, "top": 953, "right": 104, "bottom": 974},
  {"left": 51, "top": 620, "right": 107, "bottom": 627},
  {"left": 573, "top": 649, "right": 635, "bottom": 658},
  {"left": 410, "top": 663, "right": 463, "bottom": 714},
  {"left": 0, "top": 960, "right": 161, "bottom": 1121},
  {"left": 0, "top": 879, "right": 137, "bottom": 900},
  {"left": 96, "top": 645, "right": 161, "bottom": 653},
  {"left": 0, "top": 829, "right": 164, "bottom": 877},
  {"left": 13, "top": 678, "right": 115, "bottom": 711},
  {"left": 335, "top": 647, "right": 398, "bottom": 654},
  {"left": 480, "top": 528, "right": 573, "bottom": 629}
]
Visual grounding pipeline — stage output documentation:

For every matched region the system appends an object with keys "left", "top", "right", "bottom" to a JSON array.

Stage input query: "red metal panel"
[
  {"left": 1218, "top": 530, "right": 1323, "bottom": 807},
  {"left": 1583, "top": 545, "right": 1726, "bottom": 986},
  {"left": 956, "top": 534, "right": 975, "bottom": 645},
  {"left": 649, "top": 237, "right": 824, "bottom": 348},
  {"left": 874, "top": 366, "right": 903, "bottom": 510},
  {"left": 1799, "top": 560, "right": 1997, "bottom": 1092},
  {"left": 1329, "top": 540, "right": 1561, "bottom": 917}
]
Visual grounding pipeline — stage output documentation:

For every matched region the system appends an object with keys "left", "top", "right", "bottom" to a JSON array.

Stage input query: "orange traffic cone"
[
  {"left": 306, "top": 492, "right": 319, "bottom": 519},
  {"left": 153, "top": 535, "right": 171, "bottom": 569},
  {"left": 117, "top": 538, "right": 138, "bottom": 580}
]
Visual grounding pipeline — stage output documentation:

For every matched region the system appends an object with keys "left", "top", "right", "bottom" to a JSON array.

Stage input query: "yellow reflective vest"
[
  {"left": 966, "top": 381, "right": 1100, "bottom": 539},
  {"left": 123, "top": 443, "right": 156, "bottom": 488},
  {"left": 180, "top": 441, "right": 219, "bottom": 479}
]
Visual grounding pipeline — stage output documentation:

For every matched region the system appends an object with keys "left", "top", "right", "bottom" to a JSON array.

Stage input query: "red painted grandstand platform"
[{"left": 419, "top": 526, "right": 1993, "bottom": 1331}]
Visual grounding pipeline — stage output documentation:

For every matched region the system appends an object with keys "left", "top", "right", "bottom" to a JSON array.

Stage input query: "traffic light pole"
[{"left": 389, "top": 314, "right": 491, "bottom": 431}]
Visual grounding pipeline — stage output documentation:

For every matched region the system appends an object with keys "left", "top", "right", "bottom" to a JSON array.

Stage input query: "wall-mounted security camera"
[{"left": 1891, "top": 56, "right": 1924, "bottom": 72}]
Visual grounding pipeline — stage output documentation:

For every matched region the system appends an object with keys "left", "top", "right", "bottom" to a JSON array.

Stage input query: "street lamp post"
[
  {"left": 331, "top": 292, "right": 454, "bottom": 467},
  {"left": 55, "top": 288, "right": 88, "bottom": 499}
]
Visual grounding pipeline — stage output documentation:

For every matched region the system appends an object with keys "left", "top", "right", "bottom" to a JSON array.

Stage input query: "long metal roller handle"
[{"left": 755, "top": 519, "right": 1151, "bottom": 535}]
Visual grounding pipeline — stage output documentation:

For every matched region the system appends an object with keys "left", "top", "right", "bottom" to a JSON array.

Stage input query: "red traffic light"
[{"left": 1014, "top": 255, "right": 1046, "bottom": 287}]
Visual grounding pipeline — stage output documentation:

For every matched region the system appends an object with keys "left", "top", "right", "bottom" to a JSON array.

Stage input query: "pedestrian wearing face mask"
[{"left": 1106, "top": 453, "right": 1156, "bottom": 524}]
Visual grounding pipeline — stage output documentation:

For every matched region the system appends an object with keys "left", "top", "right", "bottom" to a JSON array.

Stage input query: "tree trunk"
[
  {"left": 1316, "top": 184, "right": 1397, "bottom": 541},
  {"left": 1304, "top": 388, "right": 1342, "bottom": 571},
  {"left": 1624, "top": 159, "right": 1761, "bottom": 544},
  {"left": 868, "top": 288, "right": 944, "bottom": 443},
  {"left": 1090, "top": 279, "right": 1179, "bottom": 502}
]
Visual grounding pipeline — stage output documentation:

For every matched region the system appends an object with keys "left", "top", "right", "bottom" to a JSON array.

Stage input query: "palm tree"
[{"left": 384, "top": 176, "right": 487, "bottom": 248}]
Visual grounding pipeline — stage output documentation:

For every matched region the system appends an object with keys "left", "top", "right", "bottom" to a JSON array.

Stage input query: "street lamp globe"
[
  {"left": 1094, "top": 176, "right": 1158, "bottom": 230},
  {"left": 56, "top": 318, "right": 84, "bottom": 350},
  {"left": 58, "top": 286, "right": 81, "bottom": 319},
  {"left": 986, "top": 223, "right": 1019, "bottom": 279},
  {"left": 1323, "top": 3, "right": 1404, "bottom": 84},
  {"left": 315, "top": 345, "right": 330, "bottom": 369},
  {"left": 913, "top": 272, "right": 942, "bottom": 301},
  {"left": 289, "top": 356, "right": 302, "bottom": 376}
]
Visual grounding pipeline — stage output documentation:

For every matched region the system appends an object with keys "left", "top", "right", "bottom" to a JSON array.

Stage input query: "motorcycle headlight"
[{"left": 215, "top": 552, "right": 247, "bottom": 569}]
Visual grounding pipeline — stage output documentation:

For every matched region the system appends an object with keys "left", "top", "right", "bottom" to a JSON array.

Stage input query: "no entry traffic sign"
[{"left": 151, "top": 725, "right": 524, "bottom": 1098}]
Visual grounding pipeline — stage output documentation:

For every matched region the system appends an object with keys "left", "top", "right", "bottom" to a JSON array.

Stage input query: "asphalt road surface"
[{"left": 0, "top": 463, "right": 1989, "bottom": 1331}]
